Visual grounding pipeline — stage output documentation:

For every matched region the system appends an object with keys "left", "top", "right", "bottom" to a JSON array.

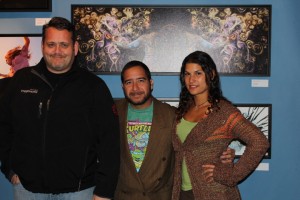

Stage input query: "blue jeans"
[{"left": 14, "top": 183, "right": 94, "bottom": 200}]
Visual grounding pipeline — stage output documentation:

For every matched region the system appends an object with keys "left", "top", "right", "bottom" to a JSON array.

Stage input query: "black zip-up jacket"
[{"left": 0, "top": 58, "right": 120, "bottom": 198}]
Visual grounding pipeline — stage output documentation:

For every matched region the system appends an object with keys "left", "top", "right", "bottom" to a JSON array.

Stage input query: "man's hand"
[
  {"left": 10, "top": 174, "right": 20, "bottom": 185},
  {"left": 202, "top": 164, "right": 215, "bottom": 183},
  {"left": 220, "top": 147, "right": 235, "bottom": 164},
  {"left": 93, "top": 195, "right": 110, "bottom": 200}
]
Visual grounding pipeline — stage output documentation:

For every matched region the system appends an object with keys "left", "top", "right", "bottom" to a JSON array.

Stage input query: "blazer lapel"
[
  {"left": 138, "top": 98, "right": 166, "bottom": 175},
  {"left": 118, "top": 100, "right": 142, "bottom": 181}
]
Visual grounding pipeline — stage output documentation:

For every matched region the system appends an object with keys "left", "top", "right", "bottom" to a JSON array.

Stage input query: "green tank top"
[{"left": 177, "top": 118, "right": 197, "bottom": 191}]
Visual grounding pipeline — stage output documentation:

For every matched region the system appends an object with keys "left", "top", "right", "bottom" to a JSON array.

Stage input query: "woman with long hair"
[{"left": 172, "top": 51, "right": 269, "bottom": 200}]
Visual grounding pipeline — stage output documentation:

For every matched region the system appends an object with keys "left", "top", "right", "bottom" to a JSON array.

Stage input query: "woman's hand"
[
  {"left": 220, "top": 147, "right": 235, "bottom": 164},
  {"left": 10, "top": 174, "right": 20, "bottom": 185},
  {"left": 202, "top": 164, "right": 215, "bottom": 183},
  {"left": 93, "top": 195, "right": 110, "bottom": 200}
]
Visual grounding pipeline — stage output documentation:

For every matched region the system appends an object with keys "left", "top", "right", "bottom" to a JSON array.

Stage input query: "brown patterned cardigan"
[{"left": 172, "top": 100, "right": 270, "bottom": 200}]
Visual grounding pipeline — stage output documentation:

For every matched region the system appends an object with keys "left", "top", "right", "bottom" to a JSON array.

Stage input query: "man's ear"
[
  {"left": 150, "top": 79, "right": 154, "bottom": 91},
  {"left": 74, "top": 41, "right": 79, "bottom": 56}
]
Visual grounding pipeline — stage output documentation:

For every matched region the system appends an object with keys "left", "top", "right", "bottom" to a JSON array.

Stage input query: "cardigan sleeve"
[{"left": 213, "top": 112, "right": 270, "bottom": 187}]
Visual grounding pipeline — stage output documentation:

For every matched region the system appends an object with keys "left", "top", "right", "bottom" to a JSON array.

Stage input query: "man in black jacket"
[{"left": 0, "top": 17, "right": 120, "bottom": 200}]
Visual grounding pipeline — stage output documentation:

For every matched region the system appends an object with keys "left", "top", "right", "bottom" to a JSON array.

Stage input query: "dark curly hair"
[{"left": 176, "top": 51, "right": 229, "bottom": 122}]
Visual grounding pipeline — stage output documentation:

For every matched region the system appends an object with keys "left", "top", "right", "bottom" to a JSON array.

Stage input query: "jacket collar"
[{"left": 31, "top": 57, "right": 80, "bottom": 76}]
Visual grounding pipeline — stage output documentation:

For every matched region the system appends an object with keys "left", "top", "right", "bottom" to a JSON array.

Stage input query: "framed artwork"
[
  {"left": 71, "top": 5, "right": 271, "bottom": 76},
  {"left": 0, "top": 34, "right": 43, "bottom": 78},
  {"left": 230, "top": 104, "right": 271, "bottom": 159},
  {"left": 159, "top": 97, "right": 180, "bottom": 107},
  {"left": 0, "top": 0, "right": 51, "bottom": 12},
  {"left": 159, "top": 98, "right": 271, "bottom": 159}
]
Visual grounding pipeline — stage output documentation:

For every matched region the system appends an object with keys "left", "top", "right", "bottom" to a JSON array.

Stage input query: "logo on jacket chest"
[{"left": 20, "top": 89, "right": 38, "bottom": 94}]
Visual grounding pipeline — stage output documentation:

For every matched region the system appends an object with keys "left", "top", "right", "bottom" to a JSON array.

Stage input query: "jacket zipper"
[
  {"left": 38, "top": 102, "right": 43, "bottom": 118},
  {"left": 78, "top": 147, "right": 89, "bottom": 191},
  {"left": 31, "top": 69, "right": 54, "bottom": 187}
]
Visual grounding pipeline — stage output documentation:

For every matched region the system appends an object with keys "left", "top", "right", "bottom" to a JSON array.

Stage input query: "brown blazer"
[{"left": 114, "top": 98, "right": 176, "bottom": 200}]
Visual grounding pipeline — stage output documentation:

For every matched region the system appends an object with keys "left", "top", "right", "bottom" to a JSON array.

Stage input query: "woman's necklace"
[{"left": 195, "top": 100, "right": 208, "bottom": 110}]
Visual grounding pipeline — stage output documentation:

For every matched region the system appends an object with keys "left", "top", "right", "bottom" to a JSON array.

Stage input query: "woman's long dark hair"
[{"left": 176, "top": 51, "right": 228, "bottom": 122}]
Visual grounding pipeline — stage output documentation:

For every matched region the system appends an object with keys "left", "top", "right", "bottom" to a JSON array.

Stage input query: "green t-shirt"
[
  {"left": 177, "top": 118, "right": 197, "bottom": 191},
  {"left": 127, "top": 103, "right": 153, "bottom": 172}
]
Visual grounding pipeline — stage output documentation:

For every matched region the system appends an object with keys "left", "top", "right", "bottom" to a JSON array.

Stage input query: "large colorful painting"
[{"left": 72, "top": 5, "right": 271, "bottom": 76}]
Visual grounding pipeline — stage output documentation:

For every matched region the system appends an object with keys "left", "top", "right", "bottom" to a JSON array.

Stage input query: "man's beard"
[{"left": 125, "top": 91, "right": 152, "bottom": 106}]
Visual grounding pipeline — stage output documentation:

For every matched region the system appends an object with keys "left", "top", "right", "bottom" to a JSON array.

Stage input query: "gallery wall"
[{"left": 0, "top": 0, "right": 300, "bottom": 199}]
